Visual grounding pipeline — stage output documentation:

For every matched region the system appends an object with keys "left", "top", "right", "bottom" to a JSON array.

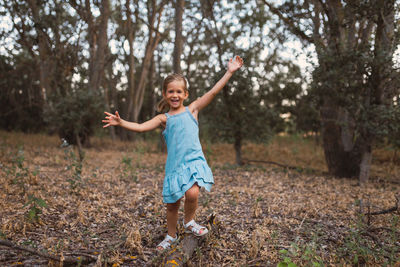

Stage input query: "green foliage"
[
  {"left": 63, "top": 146, "right": 84, "bottom": 190},
  {"left": 278, "top": 240, "right": 324, "bottom": 267},
  {"left": 278, "top": 249, "right": 297, "bottom": 267},
  {"left": 291, "top": 93, "right": 320, "bottom": 134},
  {"left": 360, "top": 104, "right": 400, "bottom": 148},
  {"left": 0, "top": 54, "right": 45, "bottom": 132},
  {"left": 45, "top": 87, "right": 104, "bottom": 147},
  {"left": 120, "top": 156, "right": 138, "bottom": 183},
  {"left": 339, "top": 213, "right": 400, "bottom": 266},
  {"left": 24, "top": 194, "right": 47, "bottom": 223},
  {"left": 203, "top": 62, "right": 275, "bottom": 145},
  {"left": 0, "top": 1, "right": 81, "bottom": 133},
  {"left": 4, "top": 147, "right": 37, "bottom": 194}
]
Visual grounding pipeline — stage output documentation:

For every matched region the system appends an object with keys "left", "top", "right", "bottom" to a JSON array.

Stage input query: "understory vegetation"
[{"left": 0, "top": 131, "right": 399, "bottom": 266}]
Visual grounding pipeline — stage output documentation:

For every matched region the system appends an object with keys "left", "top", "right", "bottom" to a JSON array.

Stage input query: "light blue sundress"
[{"left": 162, "top": 106, "right": 214, "bottom": 203}]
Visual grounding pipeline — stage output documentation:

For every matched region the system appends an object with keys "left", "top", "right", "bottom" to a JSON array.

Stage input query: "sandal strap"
[
  {"left": 184, "top": 220, "right": 206, "bottom": 235},
  {"left": 157, "top": 234, "right": 177, "bottom": 249}
]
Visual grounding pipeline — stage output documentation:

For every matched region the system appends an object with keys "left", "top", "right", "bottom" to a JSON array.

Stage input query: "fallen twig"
[
  {"left": 243, "top": 158, "right": 320, "bottom": 174},
  {"left": 365, "top": 195, "right": 399, "bottom": 216},
  {"left": 243, "top": 159, "right": 298, "bottom": 169}
]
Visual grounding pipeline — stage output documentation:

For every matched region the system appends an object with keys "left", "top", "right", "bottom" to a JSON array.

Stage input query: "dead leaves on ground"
[{"left": 0, "top": 132, "right": 399, "bottom": 266}]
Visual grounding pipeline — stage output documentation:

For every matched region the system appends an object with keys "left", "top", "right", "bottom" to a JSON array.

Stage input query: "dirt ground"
[{"left": 0, "top": 131, "right": 399, "bottom": 266}]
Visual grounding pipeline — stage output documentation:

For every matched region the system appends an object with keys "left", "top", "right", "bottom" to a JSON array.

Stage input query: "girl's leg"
[
  {"left": 166, "top": 199, "right": 181, "bottom": 238},
  {"left": 183, "top": 183, "right": 200, "bottom": 224}
]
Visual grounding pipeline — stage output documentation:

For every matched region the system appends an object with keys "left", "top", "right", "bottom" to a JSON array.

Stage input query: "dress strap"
[{"left": 165, "top": 112, "right": 170, "bottom": 118}]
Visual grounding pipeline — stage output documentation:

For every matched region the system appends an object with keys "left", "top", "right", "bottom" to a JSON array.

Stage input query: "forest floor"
[{"left": 0, "top": 131, "right": 399, "bottom": 266}]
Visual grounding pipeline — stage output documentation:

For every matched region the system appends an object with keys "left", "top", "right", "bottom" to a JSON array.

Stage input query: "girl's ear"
[{"left": 184, "top": 91, "right": 189, "bottom": 100}]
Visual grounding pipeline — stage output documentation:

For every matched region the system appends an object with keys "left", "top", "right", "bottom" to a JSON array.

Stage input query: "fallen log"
[{"left": 163, "top": 213, "right": 217, "bottom": 267}]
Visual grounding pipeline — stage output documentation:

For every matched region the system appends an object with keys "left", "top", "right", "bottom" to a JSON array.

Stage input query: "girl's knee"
[
  {"left": 166, "top": 200, "right": 180, "bottom": 212},
  {"left": 185, "top": 184, "right": 199, "bottom": 202}
]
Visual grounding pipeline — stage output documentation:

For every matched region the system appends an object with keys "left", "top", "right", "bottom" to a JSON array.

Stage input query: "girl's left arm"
[{"left": 189, "top": 56, "right": 243, "bottom": 114}]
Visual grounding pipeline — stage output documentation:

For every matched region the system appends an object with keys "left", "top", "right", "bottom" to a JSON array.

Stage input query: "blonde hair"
[{"left": 157, "top": 73, "right": 188, "bottom": 113}]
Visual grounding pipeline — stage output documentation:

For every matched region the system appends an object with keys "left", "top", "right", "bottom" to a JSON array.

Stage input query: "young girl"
[{"left": 102, "top": 56, "right": 243, "bottom": 251}]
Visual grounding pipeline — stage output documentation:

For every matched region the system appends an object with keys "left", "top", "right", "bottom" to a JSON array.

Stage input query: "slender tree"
[
  {"left": 173, "top": 0, "right": 185, "bottom": 74},
  {"left": 130, "top": 0, "right": 168, "bottom": 122}
]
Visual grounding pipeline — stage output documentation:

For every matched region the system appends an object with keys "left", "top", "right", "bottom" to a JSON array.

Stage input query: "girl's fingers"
[
  {"left": 103, "top": 124, "right": 110, "bottom": 128},
  {"left": 104, "top": 111, "right": 112, "bottom": 116}
]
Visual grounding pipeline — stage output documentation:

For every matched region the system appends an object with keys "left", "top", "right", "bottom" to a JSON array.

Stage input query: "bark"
[
  {"left": 156, "top": 51, "right": 167, "bottom": 152},
  {"left": 104, "top": 52, "right": 117, "bottom": 141},
  {"left": 125, "top": 0, "right": 138, "bottom": 120},
  {"left": 149, "top": 55, "right": 157, "bottom": 118},
  {"left": 163, "top": 214, "right": 217, "bottom": 267},
  {"left": 173, "top": 0, "right": 185, "bottom": 74},
  {"left": 320, "top": 104, "right": 361, "bottom": 177},
  {"left": 88, "top": 0, "right": 110, "bottom": 92},
  {"left": 359, "top": 149, "right": 372, "bottom": 184},
  {"left": 26, "top": 0, "right": 53, "bottom": 103}
]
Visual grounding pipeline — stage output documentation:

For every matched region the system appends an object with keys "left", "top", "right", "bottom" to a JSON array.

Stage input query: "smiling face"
[{"left": 163, "top": 79, "right": 188, "bottom": 111}]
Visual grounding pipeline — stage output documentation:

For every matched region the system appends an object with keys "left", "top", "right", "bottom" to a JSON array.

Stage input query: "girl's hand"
[
  {"left": 103, "top": 111, "right": 121, "bottom": 128},
  {"left": 227, "top": 55, "right": 244, "bottom": 73}
]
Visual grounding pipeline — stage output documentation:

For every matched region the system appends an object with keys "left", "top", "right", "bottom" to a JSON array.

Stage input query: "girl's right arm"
[{"left": 102, "top": 111, "right": 166, "bottom": 132}]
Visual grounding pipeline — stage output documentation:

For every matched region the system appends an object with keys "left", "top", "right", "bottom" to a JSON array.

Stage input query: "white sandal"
[
  {"left": 183, "top": 220, "right": 209, "bottom": 236},
  {"left": 156, "top": 234, "right": 178, "bottom": 251}
]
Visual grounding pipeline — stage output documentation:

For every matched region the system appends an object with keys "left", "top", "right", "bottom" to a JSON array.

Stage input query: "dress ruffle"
[{"left": 163, "top": 160, "right": 213, "bottom": 203}]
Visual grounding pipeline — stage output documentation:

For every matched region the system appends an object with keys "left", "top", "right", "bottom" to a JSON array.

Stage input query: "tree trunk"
[
  {"left": 173, "top": 0, "right": 185, "bottom": 74},
  {"left": 234, "top": 130, "right": 243, "bottom": 166},
  {"left": 27, "top": 0, "right": 52, "bottom": 104},
  {"left": 88, "top": 0, "right": 110, "bottom": 92},
  {"left": 128, "top": 0, "right": 166, "bottom": 123},
  {"left": 104, "top": 53, "right": 117, "bottom": 141},
  {"left": 320, "top": 104, "right": 361, "bottom": 177}
]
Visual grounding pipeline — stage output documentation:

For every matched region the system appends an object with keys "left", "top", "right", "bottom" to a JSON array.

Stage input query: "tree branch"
[
  {"left": 261, "top": 0, "right": 314, "bottom": 44},
  {"left": 0, "top": 239, "right": 97, "bottom": 265}
]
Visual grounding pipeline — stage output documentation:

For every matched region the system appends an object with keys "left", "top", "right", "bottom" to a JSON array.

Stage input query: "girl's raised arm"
[
  {"left": 189, "top": 56, "right": 243, "bottom": 113},
  {"left": 102, "top": 111, "right": 165, "bottom": 132}
]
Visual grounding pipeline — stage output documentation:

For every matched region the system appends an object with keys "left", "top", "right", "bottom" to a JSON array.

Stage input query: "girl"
[{"left": 102, "top": 55, "right": 243, "bottom": 251}]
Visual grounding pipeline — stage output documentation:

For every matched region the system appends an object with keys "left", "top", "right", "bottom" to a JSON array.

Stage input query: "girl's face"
[{"left": 163, "top": 79, "right": 188, "bottom": 110}]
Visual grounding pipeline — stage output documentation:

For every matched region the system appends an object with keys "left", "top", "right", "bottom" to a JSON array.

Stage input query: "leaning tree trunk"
[{"left": 129, "top": 0, "right": 166, "bottom": 123}]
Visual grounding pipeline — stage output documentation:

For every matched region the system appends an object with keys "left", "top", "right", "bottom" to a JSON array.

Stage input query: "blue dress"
[{"left": 162, "top": 107, "right": 214, "bottom": 203}]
